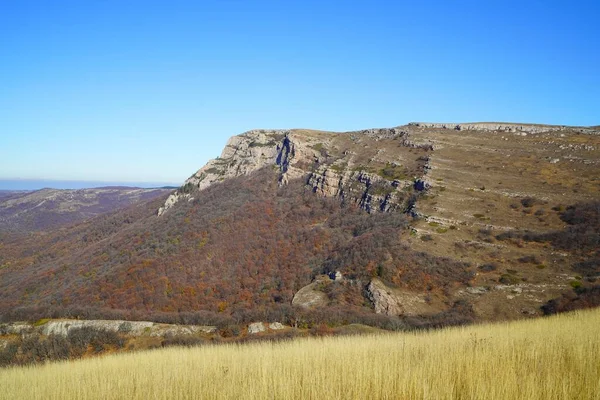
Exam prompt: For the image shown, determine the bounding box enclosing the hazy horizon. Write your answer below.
[0,179,179,191]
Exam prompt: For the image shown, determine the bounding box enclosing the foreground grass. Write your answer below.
[1,309,599,400]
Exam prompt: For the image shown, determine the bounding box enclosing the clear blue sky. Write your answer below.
[1,0,598,185]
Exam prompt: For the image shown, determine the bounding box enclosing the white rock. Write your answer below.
[466,286,487,295]
[248,322,266,334]
[268,322,284,330]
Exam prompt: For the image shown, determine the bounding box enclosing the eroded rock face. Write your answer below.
[367,279,404,316]
[0,323,34,335]
[159,130,287,215]
[158,127,433,215]
[38,320,216,336]
[367,278,437,317]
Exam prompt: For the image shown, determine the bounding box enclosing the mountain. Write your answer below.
[0,187,171,233]
[0,122,598,328]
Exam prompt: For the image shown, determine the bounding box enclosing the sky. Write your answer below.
[1,0,598,187]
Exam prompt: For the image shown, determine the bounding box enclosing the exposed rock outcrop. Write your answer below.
[248,322,266,334]
[268,322,284,330]
[159,121,597,216]
[159,130,287,215]
[367,278,437,317]
[292,278,329,309]
[38,319,216,336]
[409,122,600,135]
[158,127,434,215]
[0,323,34,335]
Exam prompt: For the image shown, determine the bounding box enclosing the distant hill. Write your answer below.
[0,187,171,232]
[0,122,598,328]
[0,190,31,201]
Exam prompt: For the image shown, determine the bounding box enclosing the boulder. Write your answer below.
[248,322,266,334]
[268,322,284,330]
[292,280,329,309]
[367,278,439,317]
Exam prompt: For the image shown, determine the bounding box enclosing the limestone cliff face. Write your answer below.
[159,121,597,217]
[159,130,288,215]
[158,127,433,215]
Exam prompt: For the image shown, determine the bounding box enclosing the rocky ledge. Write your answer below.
[158,127,433,216]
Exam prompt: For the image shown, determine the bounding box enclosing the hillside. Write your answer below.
[0,187,171,233]
[1,308,599,399]
[0,122,598,327]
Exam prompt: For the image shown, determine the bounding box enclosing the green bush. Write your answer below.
[499,274,520,285]
[570,281,583,290]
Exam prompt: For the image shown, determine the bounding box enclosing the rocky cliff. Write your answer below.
[158,127,433,215]
[1,121,598,326]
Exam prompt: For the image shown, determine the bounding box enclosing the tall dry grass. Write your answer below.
[1,308,599,399]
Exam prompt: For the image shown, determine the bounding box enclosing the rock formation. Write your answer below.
[248,322,266,334]
[158,127,433,215]
[367,279,437,317]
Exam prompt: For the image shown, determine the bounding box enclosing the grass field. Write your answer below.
[1,309,599,400]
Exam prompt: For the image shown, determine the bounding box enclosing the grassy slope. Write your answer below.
[1,308,599,400]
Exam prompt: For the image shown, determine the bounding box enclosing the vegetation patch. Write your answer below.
[570,281,583,290]
[33,318,51,327]
[499,274,520,285]
[377,163,407,181]
[478,263,497,272]
[179,182,195,194]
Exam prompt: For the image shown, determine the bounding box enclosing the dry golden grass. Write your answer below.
[2,309,600,399]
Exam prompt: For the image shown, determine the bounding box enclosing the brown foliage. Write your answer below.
[0,168,474,326]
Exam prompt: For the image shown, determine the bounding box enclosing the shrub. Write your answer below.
[518,255,540,264]
[0,343,18,367]
[220,325,242,338]
[541,286,600,315]
[478,264,497,272]
[162,335,208,348]
[67,327,124,354]
[521,197,537,208]
[499,274,520,285]
[570,281,582,290]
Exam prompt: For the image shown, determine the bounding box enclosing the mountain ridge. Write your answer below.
[0,121,598,328]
